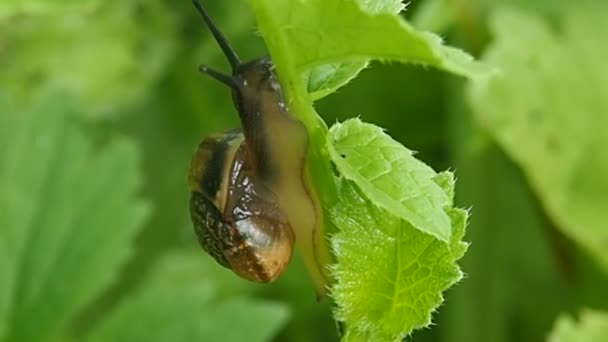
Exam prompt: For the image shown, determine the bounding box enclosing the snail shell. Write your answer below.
[189,131,294,282]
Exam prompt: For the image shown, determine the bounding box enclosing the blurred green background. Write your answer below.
[1,0,607,341]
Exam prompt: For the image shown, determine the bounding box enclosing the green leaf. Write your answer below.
[327,120,467,340]
[250,0,492,101]
[468,8,608,271]
[329,119,454,242]
[330,178,467,341]
[85,251,289,342]
[549,310,608,342]
[0,99,149,341]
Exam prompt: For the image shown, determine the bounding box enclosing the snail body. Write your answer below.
[189,0,324,286]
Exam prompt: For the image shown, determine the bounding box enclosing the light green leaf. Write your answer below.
[0,0,175,119]
[330,178,468,341]
[250,0,492,102]
[85,251,289,342]
[0,99,149,341]
[329,118,453,242]
[468,8,608,271]
[549,310,608,342]
[286,0,491,100]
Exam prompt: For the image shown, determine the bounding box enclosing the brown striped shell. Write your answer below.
[188,131,294,282]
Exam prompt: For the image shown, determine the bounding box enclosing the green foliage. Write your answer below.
[85,251,289,342]
[0,0,175,118]
[2,0,608,341]
[468,7,608,271]
[0,100,149,341]
[0,98,288,341]
[549,310,608,342]
[250,0,491,102]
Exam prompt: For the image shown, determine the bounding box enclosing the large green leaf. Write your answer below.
[246,0,491,127]
[0,99,149,341]
[249,0,491,101]
[468,7,608,271]
[85,251,289,342]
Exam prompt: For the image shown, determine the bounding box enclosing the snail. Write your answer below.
[188,0,328,289]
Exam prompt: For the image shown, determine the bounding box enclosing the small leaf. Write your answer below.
[549,310,608,342]
[85,251,289,342]
[0,99,149,341]
[330,179,467,340]
[305,60,369,101]
[303,0,404,99]
[329,119,453,242]
[468,7,608,271]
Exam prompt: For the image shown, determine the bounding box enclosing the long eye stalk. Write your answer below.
[198,65,238,89]
[192,0,242,71]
